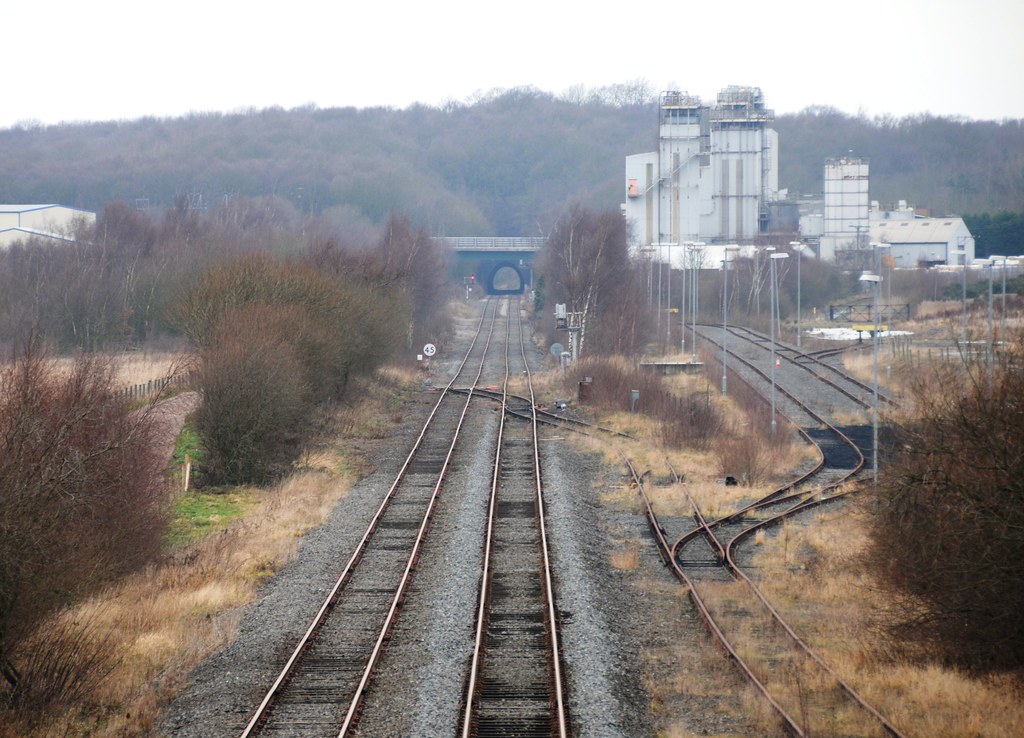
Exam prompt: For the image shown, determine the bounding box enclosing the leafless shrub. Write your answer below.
[0,342,166,696]
[197,309,310,485]
[179,253,409,485]
[567,357,725,450]
[864,332,1024,669]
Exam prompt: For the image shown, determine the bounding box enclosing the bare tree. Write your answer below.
[538,205,632,359]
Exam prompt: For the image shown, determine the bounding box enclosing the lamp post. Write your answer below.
[722,246,738,396]
[789,241,803,348]
[951,247,967,367]
[681,241,693,355]
[874,243,890,326]
[655,242,663,339]
[690,242,705,363]
[985,256,1006,385]
[998,255,1008,339]
[859,272,881,485]
[652,243,678,351]
[680,249,686,355]
[667,241,673,349]
[769,251,789,437]
[762,246,775,317]
[989,255,1006,364]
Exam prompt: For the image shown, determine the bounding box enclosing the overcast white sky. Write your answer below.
[4,0,1022,129]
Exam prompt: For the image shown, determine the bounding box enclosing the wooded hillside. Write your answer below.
[2,88,1021,236]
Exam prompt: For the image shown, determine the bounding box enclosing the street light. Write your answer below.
[769,251,789,437]
[998,255,1008,339]
[951,247,967,366]
[874,243,890,325]
[722,246,739,396]
[690,242,705,362]
[986,256,1007,385]
[667,241,673,348]
[859,272,881,485]
[789,241,803,348]
[681,241,694,355]
[654,241,663,339]
[652,243,678,351]
[989,255,1006,363]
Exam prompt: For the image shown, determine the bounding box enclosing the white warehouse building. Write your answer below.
[623,86,778,265]
[0,204,95,247]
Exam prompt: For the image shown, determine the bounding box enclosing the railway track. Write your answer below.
[720,324,897,411]
[461,298,568,738]
[240,300,502,736]
[239,297,569,737]
[640,326,906,737]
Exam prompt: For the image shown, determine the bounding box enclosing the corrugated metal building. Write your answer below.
[0,204,95,247]
[870,216,975,267]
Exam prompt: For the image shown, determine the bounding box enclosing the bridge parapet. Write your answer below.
[440,237,545,252]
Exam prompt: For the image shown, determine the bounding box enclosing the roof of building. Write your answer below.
[0,204,95,216]
[870,217,967,245]
[0,203,60,212]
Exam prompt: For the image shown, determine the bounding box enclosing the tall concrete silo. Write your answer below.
[702,86,774,243]
[819,156,870,265]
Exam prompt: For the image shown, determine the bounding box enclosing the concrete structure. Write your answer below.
[443,236,543,295]
[818,157,870,265]
[623,87,777,263]
[0,204,95,247]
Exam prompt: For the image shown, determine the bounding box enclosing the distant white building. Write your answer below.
[818,157,870,265]
[804,163,975,268]
[0,204,95,247]
[623,86,778,263]
[870,212,975,268]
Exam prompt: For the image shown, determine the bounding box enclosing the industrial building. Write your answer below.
[801,162,975,269]
[0,204,95,247]
[869,202,975,267]
[622,87,778,265]
[817,157,870,265]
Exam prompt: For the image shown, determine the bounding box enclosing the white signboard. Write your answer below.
[423,343,436,357]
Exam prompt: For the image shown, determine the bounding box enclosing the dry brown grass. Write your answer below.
[47,350,193,388]
[609,545,641,571]
[743,503,1024,737]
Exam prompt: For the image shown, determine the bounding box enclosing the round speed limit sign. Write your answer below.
[423,343,436,357]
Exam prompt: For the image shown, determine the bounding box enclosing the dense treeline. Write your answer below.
[2,88,1021,238]
[963,210,1024,257]
[0,196,314,351]
[773,107,1024,215]
[0,196,450,356]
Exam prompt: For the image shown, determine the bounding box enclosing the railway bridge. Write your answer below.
[441,237,544,296]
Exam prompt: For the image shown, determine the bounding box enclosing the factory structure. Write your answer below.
[803,157,976,269]
[624,89,974,270]
[622,87,778,265]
